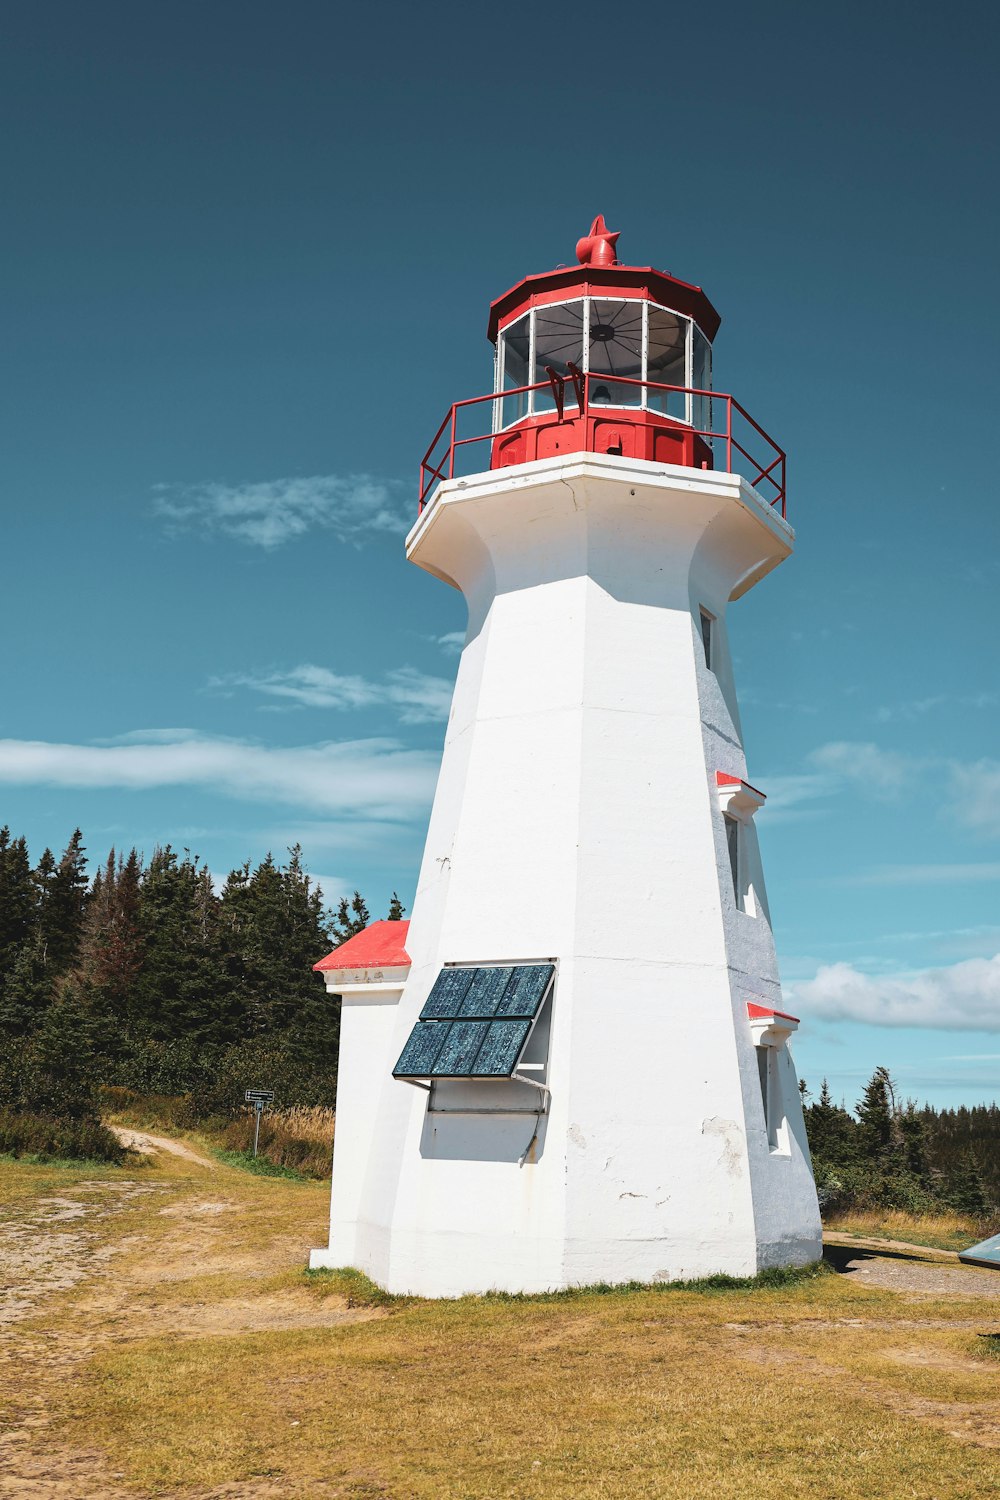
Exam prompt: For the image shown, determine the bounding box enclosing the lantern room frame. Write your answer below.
[495,294,713,432]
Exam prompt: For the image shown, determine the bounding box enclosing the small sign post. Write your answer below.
[244,1088,275,1158]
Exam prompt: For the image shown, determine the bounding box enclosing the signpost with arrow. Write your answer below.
[244,1088,275,1158]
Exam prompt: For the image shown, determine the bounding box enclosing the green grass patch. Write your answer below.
[212,1147,310,1180]
[304,1265,413,1309]
[302,1258,831,1311]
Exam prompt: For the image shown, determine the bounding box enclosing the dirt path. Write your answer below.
[108,1124,218,1167]
[824,1234,1000,1297]
[0,1150,373,1498]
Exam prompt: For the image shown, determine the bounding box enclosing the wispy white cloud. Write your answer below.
[758,742,918,821]
[435,631,466,656]
[209,663,452,724]
[153,473,409,549]
[0,733,438,819]
[807,740,914,796]
[790,954,1000,1031]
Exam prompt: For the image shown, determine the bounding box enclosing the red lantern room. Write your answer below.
[419,218,785,517]
[488,215,718,472]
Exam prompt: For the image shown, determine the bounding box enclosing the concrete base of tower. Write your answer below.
[308,1229,822,1298]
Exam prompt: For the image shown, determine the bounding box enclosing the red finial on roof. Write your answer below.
[576,214,620,267]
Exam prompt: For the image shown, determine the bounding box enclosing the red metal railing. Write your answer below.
[418,371,787,518]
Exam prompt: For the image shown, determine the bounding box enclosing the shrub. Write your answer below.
[0,1108,125,1164]
[812,1158,945,1218]
[100,1086,205,1132]
[187,1036,336,1119]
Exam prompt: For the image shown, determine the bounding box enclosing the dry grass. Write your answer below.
[218,1104,335,1177]
[5,1145,1000,1499]
[824,1208,985,1253]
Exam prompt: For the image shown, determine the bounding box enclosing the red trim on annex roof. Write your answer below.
[313,920,411,972]
[747,1002,800,1024]
[487,264,722,345]
[716,771,767,801]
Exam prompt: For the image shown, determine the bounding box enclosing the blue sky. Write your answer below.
[1,1,998,1107]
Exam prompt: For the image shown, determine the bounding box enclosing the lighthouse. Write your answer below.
[310,219,822,1295]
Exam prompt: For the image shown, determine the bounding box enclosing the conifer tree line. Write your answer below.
[0,825,402,1136]
[804,1067,998,1222]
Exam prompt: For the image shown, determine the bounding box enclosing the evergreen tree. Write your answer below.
[946,1150,992,1220]
[133,847,232,1049]
[897,1099,932,1183]
[223,847,333,1046]
[0,828,34,991]
[804,1078,858,1168]
[75,849,145,1056]
[38,830,89,971]
[0,933,53,1037]
[330,890,371,944]
[17,977,103,1121]
[856,1066,906,1168]
[386,891,406,921]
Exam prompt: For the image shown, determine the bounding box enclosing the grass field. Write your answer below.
[2,1139,999,1498]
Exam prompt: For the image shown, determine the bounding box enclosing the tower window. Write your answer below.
[755,1043,785,1151]
[756,1044,769,1119]
[725,815,739,900]
[699,608,714,668]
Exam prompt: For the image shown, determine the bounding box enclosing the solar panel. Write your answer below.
[454,965,515,1018]
[393,1019,451,1078]
[470,1018,532,1076]
[421,967,475,1018]
[495,964,552,1018]
[394,964,554,1080]
[432,1019,492,1076]
[958,1233,1000,1271]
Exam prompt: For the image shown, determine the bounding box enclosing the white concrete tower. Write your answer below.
[311,218,822,1295]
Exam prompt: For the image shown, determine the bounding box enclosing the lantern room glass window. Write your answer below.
[647,305,687,421]
[501,313,530,426]
[588,299,643,407]
[496,297,712,428]
[533,300,585,413]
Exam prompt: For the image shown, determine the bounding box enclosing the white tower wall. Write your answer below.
[312,452,821,1295]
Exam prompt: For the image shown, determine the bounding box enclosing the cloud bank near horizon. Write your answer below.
[790,953,1000,1032]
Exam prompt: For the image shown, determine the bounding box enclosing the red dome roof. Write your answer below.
[487,219,721,344]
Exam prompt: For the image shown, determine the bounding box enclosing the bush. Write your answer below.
[0,1108,125,1164]
[100,1086,205,1132]
[187,1036,336,1119]
[812,1159,943,1218]
[107,1039,219,1097]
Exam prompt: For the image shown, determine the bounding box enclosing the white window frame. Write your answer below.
[716,778,766,918]
[494,297,712,432]
[755,1043,787,1152]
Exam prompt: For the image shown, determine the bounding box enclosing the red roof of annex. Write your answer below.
[313,920,411,972]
